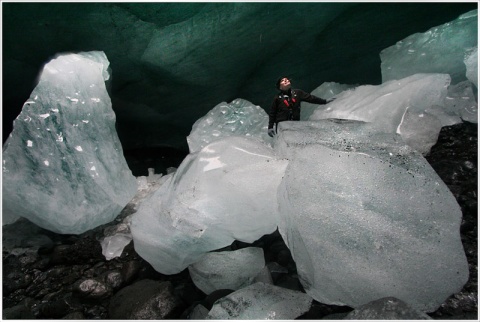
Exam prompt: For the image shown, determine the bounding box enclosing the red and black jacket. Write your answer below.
[268,88,327,129]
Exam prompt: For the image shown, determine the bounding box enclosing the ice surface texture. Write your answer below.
[2,51,137,234]
[464,46,478,88]
[309,73,469,155]
[274,120,469,312]
[380,10,478,84]
[188,247,265,294]
[131,137,288,274]
[187,98,272,153]
[206,282,312,319]
[301,82,357,120]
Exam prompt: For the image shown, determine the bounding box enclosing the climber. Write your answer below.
[268,77,333,137]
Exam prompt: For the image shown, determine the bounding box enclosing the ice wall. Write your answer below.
[380,9,478,84]
[2,51,137,234]
[274,120,469,312]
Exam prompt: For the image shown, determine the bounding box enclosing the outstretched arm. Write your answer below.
[297,89,327,105]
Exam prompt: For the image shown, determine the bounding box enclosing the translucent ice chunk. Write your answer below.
[344,297,433,320]
[2,51,137,234]
[101,233,132,260]
[274,120,469,312]
[187,98,271,153]
[131,137,288,274]
[380,10,478,84]
[301,81,358,120]
[206,282,312,320]
[188,247,266,294]
[309,73,455,154]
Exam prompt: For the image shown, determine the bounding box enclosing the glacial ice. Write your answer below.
[130,137,288,274]
[464,46,478,88]
[101,233,132,260]
[100,169,171,260]
[187,98,272,153]
[188,247,266,294]
[206,282,312,319]
[274,120,469,312]
[301,81,358,120]
[380,9,478,84]
[2,51,137,234]
[443,81,478,123]
[343,297,433,320]
[309,73,459,155]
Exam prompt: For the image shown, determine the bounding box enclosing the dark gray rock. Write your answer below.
[121,259,142,283]
[201,289,235,310]
[73,278,113,301]
[108,279,185,319]
[188,304,209,319]
[2,298,37,319]
[62,311,85,319]
[39,298,72,319]
[104,270,124,290]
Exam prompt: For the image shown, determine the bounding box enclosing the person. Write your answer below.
[268,77,333,137]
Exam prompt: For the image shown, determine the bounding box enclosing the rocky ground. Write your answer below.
[2,122,477,319]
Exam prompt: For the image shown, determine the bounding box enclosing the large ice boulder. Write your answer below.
[186,98,272,153]
[188,247,266,294]
[2,51,137,234]
[309,73,462,155]
[206,282,312,320]
[380,9,478,84]
[131,136,288,274]
[301,81,358,120]
[274,120,469,312]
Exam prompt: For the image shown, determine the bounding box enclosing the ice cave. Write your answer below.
[2,2,478,320]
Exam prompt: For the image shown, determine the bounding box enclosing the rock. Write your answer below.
[104,270,124,290]
[201,289,235,310]
[50,237,103,265]
[296,300,353,320]
[108,279,185,319]
[120,260,142,283]
[2,218,55,254]
[174,282,206,307]
[266,262,289,283]
[189,304,210,319]
[39,298,72,319]
[73,278,113,301]
[2,298,37,319]
[343,297,433,320]
[3,270,33,297]
[62,311,85,319]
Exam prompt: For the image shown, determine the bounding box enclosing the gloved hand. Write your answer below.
[327,97,336,103]
[268,128,276,137]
